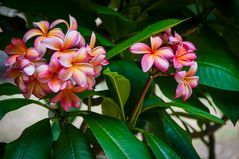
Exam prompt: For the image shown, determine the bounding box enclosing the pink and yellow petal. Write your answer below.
[150,36,162,51]
[130,43,151,54]
[154,56,170,72]
[42,37,62,51]
[62,30,79,50]
[23,29,43,42]
[33,21,49,35]
[154,47,174,59]
[141,54,154,72]
[58,67,74,81]
[72,68,87,87]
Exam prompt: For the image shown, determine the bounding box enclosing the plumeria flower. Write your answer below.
[23,20,65,53]
[58,48,94,87]
[51,81,87,111]
[174,62,199,101]
[87,32,109,76]
[130,36,174,72]
[5,38,41,66]
[165,30,196,52]
[36,62,66,93]
[173,44,197,69]
[42,30,80,59]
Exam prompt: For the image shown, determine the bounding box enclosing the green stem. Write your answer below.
[128,76,153,127]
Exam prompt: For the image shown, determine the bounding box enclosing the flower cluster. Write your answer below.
[130,28,199,101]
[4,16,108,111]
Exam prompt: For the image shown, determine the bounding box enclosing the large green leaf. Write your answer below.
[162,113,200,159]
[83,114,153,159]
[3,119,52,159]
[107,18,187,59]
[53,123,94,159]
[144,132,180,159]
[0,98,44,120]
[0,83,20,95]
[142,95,224,124]
[102,98,121,119]
[207,87,239,125]
[197,52,239,91]
[104,68,130,119]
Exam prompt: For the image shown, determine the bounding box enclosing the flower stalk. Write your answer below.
[128,75,153,127]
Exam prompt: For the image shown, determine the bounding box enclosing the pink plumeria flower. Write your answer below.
[174,62,199,101]
[23,20,65,53]
[36,62,66,93]
[173,44,197,69]
[58,48,94,87]
[130,36,174,72]
[42,30,80,59]
[87,32,109,77]
[51,81,87,111]
[167,30,196,51]
[5,38,41,66]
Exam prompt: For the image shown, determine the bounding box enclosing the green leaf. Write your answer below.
[102,98,121,119]
[53,123,94,159]
[142,95,224,124]
[0,98,44,120]
[162,113,200,159]
[83,114,153,159]
[197,52,239,91]
[207,87,239,125]
[144,132,180,159]
[78,26,114,47]
[0,83,21,96]
[104,68,130,119]
[107,60,152,116]
[3,119,52,159]
[107,18,188,59]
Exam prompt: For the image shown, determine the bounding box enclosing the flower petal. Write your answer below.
[58,68,73,81]
[90,32,96,49]
[182,41,196,51]
[59,53,75,67]
[23,64,35,76]
[42,37,62,50]
[50,19,68,29]
[33,21,49,35]
[174,71,187,83]
[150,36,162,51]
[187,62,198,76]
[26,48,40,60]
[154,47,174,59]
[61,96,72,111]
[154,56,169,72]
[182,83,192,101]
[48,77,62,92]
[175,83,184,99]
[33,81,46,98]
[91,46,106,56]
[5,55,19,66]
[48,28,65,40]
[72,68,87,87]
[130,43,151,54]
[34,36,46,55]
[36,64,52,82]
[75,47,89,62]
[5,38,27,55]
[76,63,94,76]
[51,91,63,103]
[69,15,78,30]
[174,31,182,42]
[62,30,79,49]
[186,76,199,88]
[23,29,43,42]
[141,54,154,72]
[86,76,96,90]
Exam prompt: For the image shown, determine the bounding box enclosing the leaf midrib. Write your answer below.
[89,118,129,159]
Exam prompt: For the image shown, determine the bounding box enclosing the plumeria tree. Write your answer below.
[0,0,238,159]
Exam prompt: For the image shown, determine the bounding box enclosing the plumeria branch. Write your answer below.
[128,75,153,127]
